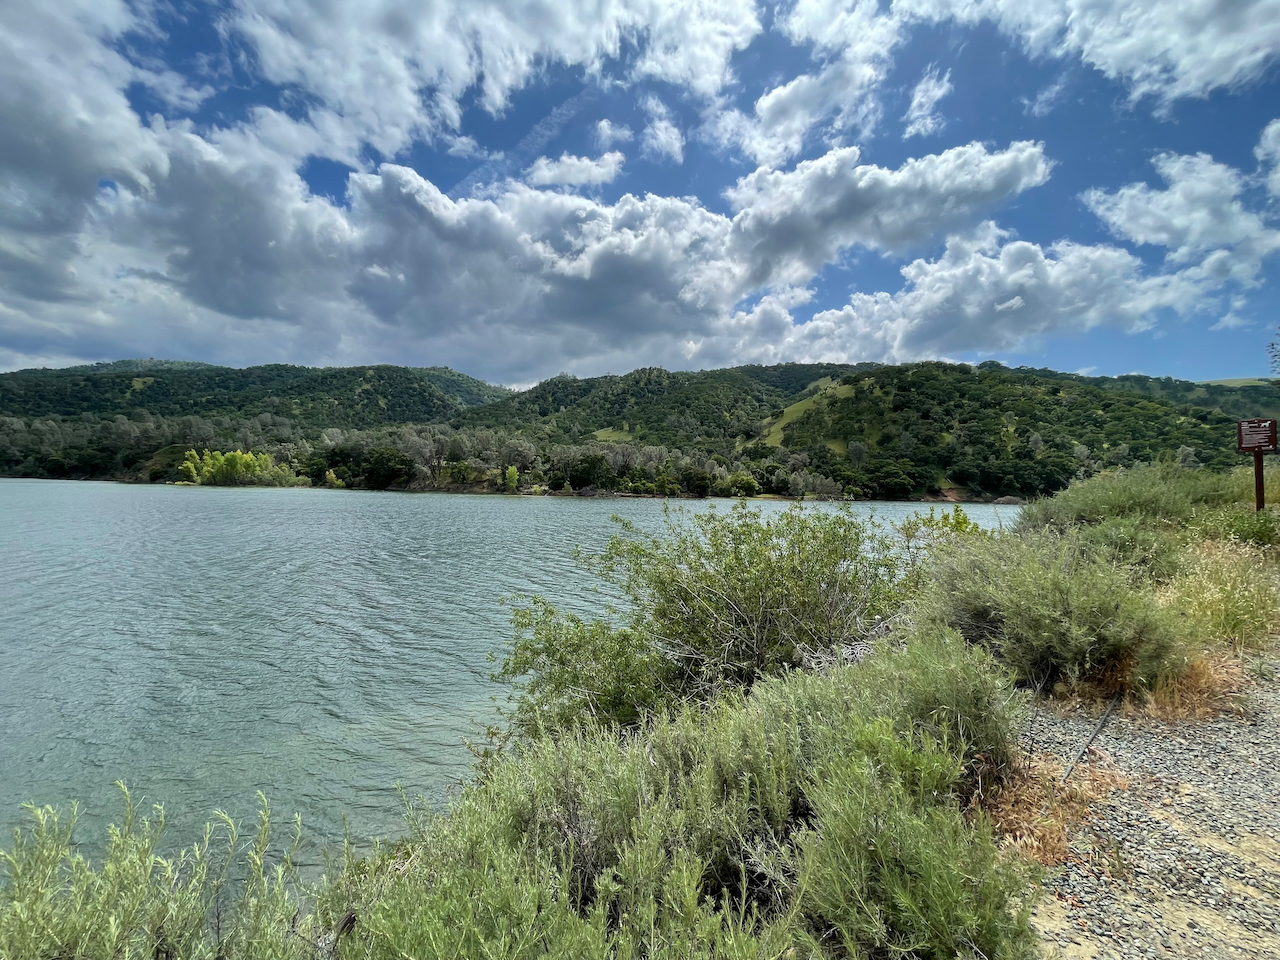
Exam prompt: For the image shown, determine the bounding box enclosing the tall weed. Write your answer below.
[1158,540,1280,651]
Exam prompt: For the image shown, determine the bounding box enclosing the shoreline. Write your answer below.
[0,474,1027,505]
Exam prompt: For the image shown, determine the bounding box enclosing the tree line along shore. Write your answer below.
[2,462,1278,959]
[3,358,1277,500]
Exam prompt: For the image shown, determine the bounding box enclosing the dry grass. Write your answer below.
[1156,539,1280,652]
[1141,652,1249,720]
[982,754,1128,866]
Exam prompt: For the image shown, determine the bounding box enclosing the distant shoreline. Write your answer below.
[1,475,1027,506]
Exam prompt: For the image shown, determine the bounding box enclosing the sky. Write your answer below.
[2,0,1279,385]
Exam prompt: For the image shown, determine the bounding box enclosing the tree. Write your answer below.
[504,465,519,492]
[364,447,414,489]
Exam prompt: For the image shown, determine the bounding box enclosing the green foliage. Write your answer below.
[504,464,519,492]
[0,787,315,960]
[781,363,1253,499]
[1187,506,1280,546]
[4,360,1272,501]
[336,649,1033,960]
[1,363,506,425]
[497,504,909,739]
[1072,515,1186,582]
[595,504,905,694]
[360,447,414,489]
[497,599,676,739]
[179,449,308,487]
[852,625,1025,785]
[917,530,1178,693]
[1017,463,1278,528]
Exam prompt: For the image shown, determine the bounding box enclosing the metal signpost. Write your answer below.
[1237,418,1278,511]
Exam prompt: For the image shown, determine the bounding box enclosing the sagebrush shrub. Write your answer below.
[917,530,1177,693]
[1017,463,1272,529]
[336,649,1034,960]
[0,789,312,960]
[497,503,908,736]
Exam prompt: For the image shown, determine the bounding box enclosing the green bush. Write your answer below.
[1016,463,1275,529]
[594,503,905,694]
[917,530,1178,693]
[1024,463,1280,527]
[497,503,907,736]
[495,598,677,741]
[1072,515,1185,581]
[334,645,1034,960]
[178,448,308,487]
[855,626,1025,787]
[0,788,313,960]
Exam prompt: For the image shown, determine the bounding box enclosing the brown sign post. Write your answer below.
[1237,418,1278,511]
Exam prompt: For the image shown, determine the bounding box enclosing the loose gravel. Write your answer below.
[1023,660,1280,960]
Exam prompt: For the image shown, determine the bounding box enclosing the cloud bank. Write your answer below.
[1,0,1278,378]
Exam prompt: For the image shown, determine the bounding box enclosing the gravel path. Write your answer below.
[1023,662,1280,960]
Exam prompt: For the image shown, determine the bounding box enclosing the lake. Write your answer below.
[0,479,1017,856]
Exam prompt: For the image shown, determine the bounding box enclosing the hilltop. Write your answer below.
[0,358,1275,498]
[1,361,510,426]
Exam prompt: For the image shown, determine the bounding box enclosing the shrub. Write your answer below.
[495,598,677,741]
[855,626,1025,790]
[497,503,908,736]
[0,789,313,960]
[1072,515,1185,582]
[178,449,308,487]
[795,761,1034,960]
[594,503,905,695]
[1017,463,1250,529]
[917,530,1177,694]
[335,650,1035,960]
[1187,506,1280,547]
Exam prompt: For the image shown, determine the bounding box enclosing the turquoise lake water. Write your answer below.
[0,479,1017,857]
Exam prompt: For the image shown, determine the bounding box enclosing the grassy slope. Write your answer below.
[760,379,854,447]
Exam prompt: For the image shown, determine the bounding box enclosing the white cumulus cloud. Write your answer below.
[900,0,1280,105]
[1257,119,1280,197]
[526,152,626,187]
[1084,151,1280,267]
[595,119,634,148]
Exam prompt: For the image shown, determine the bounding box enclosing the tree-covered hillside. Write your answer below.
[0,363,509,426]
[1019,365,1280,421]
[0,357,1273,499]
[451,363,876,447]
[776,362,1249,498]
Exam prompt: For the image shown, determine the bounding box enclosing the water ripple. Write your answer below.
[0,480,1015,854]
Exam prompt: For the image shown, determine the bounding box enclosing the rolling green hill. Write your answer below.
[0,357,1275,499]
[768,362,1255,498]
[0,362,509,427]
[450,363,879,446]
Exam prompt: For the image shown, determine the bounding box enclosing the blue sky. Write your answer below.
[2,0,1279,384]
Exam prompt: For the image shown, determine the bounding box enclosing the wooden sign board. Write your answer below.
[1238,419,1278,453]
